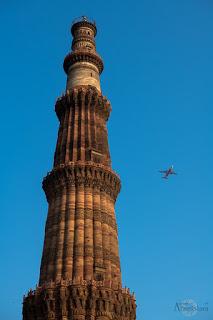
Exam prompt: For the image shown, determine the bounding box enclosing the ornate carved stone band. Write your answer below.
[43,163,121,202]
[64,51,104,75]
[23,281,136,320]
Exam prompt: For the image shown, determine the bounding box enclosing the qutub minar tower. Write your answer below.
[23,17,137,320]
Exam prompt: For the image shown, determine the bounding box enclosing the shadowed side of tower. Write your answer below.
[23,16,136,320]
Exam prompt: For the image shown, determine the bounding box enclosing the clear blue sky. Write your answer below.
[0,0,212,319]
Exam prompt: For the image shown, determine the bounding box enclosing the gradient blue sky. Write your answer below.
[0,0,213,319]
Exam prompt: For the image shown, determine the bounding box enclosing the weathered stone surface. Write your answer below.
[23,17,137,320]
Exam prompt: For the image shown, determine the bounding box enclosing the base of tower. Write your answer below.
[23,279,136,320]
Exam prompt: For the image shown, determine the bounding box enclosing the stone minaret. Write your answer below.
[23,17,136,320]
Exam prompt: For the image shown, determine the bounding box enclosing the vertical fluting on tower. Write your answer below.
[23,16,136,320]
[84,184,94,280]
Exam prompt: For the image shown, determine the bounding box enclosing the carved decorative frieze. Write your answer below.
[43,163,121,202]
[64,51,104,75]
[23,282,136,320]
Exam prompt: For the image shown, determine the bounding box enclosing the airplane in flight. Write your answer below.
[159,165,177,179]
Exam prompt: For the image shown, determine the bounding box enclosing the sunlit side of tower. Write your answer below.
[23,17,136,320]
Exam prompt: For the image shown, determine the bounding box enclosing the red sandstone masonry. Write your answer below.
[23,17,136,320]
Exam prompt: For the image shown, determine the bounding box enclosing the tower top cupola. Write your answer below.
[71,16,97,37]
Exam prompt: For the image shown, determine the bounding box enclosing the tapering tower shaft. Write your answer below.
[39,93,121,285]
[23,17,136,320]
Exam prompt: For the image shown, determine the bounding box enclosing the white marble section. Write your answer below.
[66,62,101,92]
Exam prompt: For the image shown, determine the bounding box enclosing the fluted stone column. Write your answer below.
[100,190,111,282]
[47,191,62,281]
[63,184,75,279]
[73,185,85,280]
[84,185,94,280]
[54,187,67,281]
[93,186,104,278]
[39,198,55,284]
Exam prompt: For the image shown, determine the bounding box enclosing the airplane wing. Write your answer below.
[159,170,167,173]
[171,171,177,175]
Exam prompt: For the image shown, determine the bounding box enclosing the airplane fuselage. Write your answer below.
[159,166,177,179]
